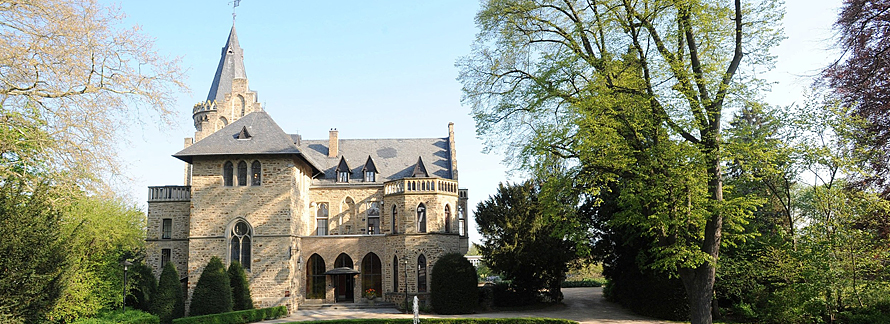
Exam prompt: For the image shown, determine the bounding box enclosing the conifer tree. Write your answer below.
[188,257,232,316]
[151,262,184,324]
[227,261,254,311]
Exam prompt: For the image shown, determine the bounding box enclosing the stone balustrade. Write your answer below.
[148,186,191,202]
[384,178,458,196]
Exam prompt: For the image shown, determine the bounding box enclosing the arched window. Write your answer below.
[417,254,427,292]
[444,204,451,233]
[361,253,382,298]
[229,220,252,270]
[251,161,261,186]
[237,161,247,186]
[306,254,325,299]
[223,161,234,186]
[416,203,426,233]
[391,205,399,234]
[392,255,399,292]
[367,202,380,234]
[316,203,328,236]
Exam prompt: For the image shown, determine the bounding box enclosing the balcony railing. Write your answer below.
[384,178,458,196]
[148,186,191,202]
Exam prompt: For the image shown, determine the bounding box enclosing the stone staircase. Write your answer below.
[299,300,398,310]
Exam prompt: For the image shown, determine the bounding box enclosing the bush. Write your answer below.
[188,256,232,316]
[128,261,158,312]
[70,309,160,324]
[152,262,184,324]
[430,253,478,314]
[227,261,254,311]
[172,306,287,324]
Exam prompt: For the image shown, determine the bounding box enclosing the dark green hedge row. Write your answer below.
[560,279,605,288]
[172,306,287,324]
[279,318,577,324]
[70,309,159,324]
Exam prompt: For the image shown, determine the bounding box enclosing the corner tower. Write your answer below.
[192,25,262,142]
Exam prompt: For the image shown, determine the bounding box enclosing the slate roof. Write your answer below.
[300,137,453,184]
[206,25,248,103]
[174,111,321,175]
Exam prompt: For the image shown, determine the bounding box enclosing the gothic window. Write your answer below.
[162,218,172,239]
[391,205,399,234]
[229,220,252,270]
[367,202,380,234]
[444,205,451,233]
[237,161,247,186]
[417,254,427,292]
[316,203,328,236]
[306,254,325,299]
[392,255,399,292]
[251,160,261,186]
[364,171,375,182]
[224,161,234,186]
[161,249,171,268]
[416,203,426,233]
[361,253,382,298]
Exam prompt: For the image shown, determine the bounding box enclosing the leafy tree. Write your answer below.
[0,180,66,323]
[430,253,478,314]
[189,257,232,316]
[227,261,254,311]
[475,181,576,304]
[127,261,158,313]
[0,0,187,190]
[459,1,782,322]
[151,262,184,324]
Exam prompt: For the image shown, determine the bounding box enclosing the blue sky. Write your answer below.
[110,0,842,245]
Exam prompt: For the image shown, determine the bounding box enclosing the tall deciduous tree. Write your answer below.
[459,1,782,322]
[476,181,576,303]
[0,0,187,190]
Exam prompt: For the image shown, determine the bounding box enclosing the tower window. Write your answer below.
[223,161,234,186]
[251,161,261,186]
[162,218,172,239]
[229,220,252,270]
[237,161,247,186]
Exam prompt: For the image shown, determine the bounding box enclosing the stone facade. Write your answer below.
[144,25,469,314]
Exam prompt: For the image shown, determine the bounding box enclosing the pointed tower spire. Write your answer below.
[206,25,248,103]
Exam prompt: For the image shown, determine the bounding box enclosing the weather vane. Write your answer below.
[228,0,241,23]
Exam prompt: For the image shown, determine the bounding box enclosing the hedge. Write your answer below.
[172,306,287,324]
[278,319,577,324]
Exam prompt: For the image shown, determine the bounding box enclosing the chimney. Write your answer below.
[328,128,339,157]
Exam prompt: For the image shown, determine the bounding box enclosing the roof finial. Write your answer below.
[229,0,241,24]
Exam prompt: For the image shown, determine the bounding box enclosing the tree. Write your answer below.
[459,1,782,322]
[430,253,478,314]
[227,261,254,311]
[0,0,187,190]
[189,257,232,316]
[0,180,66,323]
[152,262,184,324]
[475,181,576,303]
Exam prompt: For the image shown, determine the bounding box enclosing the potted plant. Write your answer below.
[364,288,377,305]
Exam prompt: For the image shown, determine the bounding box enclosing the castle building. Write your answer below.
[144,25,469,311]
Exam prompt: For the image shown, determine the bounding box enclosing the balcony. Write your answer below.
[384,178,458,196]
[148,186,191,202]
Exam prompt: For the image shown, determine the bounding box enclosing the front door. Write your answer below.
[334,275,354,302]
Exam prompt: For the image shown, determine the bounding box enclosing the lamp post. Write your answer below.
[120,260,132,311]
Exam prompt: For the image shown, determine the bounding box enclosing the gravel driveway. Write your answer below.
[261,287,676,324]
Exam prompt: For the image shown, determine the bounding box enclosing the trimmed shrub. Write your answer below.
[430,253,478,314]
[227,261,254,311]
[128,261,158,312]
[152,262,184,324]
[172,306,287,324]
[189,256,232,316]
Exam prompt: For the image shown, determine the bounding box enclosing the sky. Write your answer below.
[108,0,843,245]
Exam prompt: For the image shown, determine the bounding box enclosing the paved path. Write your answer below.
[260,287,677,324]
